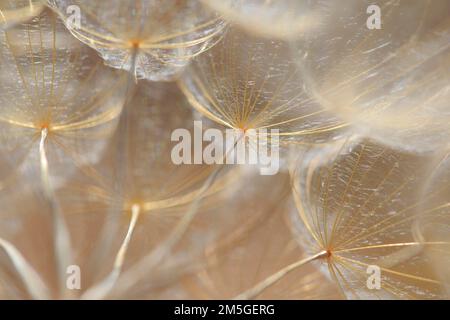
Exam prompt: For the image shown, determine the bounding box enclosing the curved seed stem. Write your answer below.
[112,164,226,297]
[111,133,246,297]
[0,10,5,24]
[233,251,327,300]
[81,204,141,300]
[39,128,50,194]
[83,46,138,279]
[0,238,49,299]
[115,204,141,269]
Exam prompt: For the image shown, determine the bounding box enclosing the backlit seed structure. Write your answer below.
[0,0,448,300]
[48,0,227,81]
